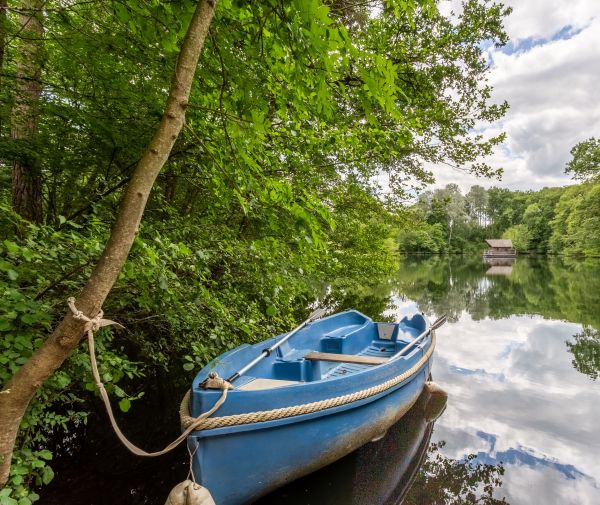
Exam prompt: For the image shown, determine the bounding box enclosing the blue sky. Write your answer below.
[429,0,600,192]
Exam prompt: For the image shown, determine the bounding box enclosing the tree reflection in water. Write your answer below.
[403,442,507,505]
[394,255,600,379]
[567,326,600,380]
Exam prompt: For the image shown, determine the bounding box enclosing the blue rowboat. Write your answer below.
[185,309,437,505]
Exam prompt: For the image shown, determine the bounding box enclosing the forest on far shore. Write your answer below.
[399,139,600,257]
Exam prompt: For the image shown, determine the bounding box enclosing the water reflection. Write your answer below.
[261,384,496,505]
[402,441,507,505]
[388,256,600,505]
[392,256,600,331]
[313,256,600,504]
[259,381,511,505]
[257,388,443,505]
[485,257,515,276]
[567,326,600,380]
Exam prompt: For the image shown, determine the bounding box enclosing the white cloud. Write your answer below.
[501,464,600,505]
[430,1,600,192]
[412,314,600,500]
[501,0,598,42]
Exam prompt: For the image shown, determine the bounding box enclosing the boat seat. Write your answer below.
[304,351,388,366]
[238,378,302,391]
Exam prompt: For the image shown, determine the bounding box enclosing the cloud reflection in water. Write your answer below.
[389,304,600,503]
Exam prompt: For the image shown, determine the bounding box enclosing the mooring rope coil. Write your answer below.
[180,331,436,430]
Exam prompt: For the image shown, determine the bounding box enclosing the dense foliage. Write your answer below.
[0,0,511,502]
[399,160,600,257]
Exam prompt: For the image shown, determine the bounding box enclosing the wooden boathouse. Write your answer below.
[483,239,516,258]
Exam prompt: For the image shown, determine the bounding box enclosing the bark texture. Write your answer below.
[0,0,7,80]
[11,0,44,223]
[0,0,218,487]
[0,0,7,136]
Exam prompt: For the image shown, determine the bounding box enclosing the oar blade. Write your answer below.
[308,307,327,322]
[430,313,448,331]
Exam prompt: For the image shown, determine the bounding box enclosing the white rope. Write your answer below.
[67,298,230,457]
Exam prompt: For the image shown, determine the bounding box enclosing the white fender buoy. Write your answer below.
[164,480,217,505]
[423,381,448,422]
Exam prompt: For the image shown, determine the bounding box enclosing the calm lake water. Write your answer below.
[260,255,600,505]
[42,255,600,504]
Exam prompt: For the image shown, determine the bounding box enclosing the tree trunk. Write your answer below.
[0,0,7,136]
[10,0,44,224]
[0,0,218,487]
[0,0,6,69]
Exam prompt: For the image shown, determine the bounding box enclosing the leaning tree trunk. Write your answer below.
[11,0,44,224]
[0,0,218,487]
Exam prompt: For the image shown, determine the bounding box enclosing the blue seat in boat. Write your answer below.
[273,348,315,382]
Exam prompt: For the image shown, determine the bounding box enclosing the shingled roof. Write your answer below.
[485,239,513,248]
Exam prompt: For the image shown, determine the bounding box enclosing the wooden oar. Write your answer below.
[387,314,447,363]
[227,307,328,383]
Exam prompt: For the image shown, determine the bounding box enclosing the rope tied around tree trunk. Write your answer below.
[66,297,231,458]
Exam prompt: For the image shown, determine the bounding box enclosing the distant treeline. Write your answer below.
[399,138,600,257]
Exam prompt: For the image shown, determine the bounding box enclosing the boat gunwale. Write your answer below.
[188,357,432,438]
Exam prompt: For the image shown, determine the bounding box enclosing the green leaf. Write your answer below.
[37,449,53,460]
[183,362,194,371]
[118,398,131,413]
[12,465,29,475]
[266,305,276,317]
[113,385,126,398]
[3,240,20,255]
[41,466,55,485]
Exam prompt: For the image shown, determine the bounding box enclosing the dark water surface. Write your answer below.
[42,256,600,504]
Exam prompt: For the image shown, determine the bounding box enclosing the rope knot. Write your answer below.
[201,371,234,391]
[67,297,86,321]
[67,297,124,335]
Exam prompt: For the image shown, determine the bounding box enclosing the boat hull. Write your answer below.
[259,381,447,505]
[188,363,431,505]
